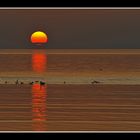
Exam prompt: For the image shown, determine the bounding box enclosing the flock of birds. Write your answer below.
[2,80,100,85]
[3,80,46,86]
[2,80,100,86]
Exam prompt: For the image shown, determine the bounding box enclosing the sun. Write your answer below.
[31,31,48,44]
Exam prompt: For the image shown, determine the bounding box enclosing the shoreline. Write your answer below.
[0,76,139,85]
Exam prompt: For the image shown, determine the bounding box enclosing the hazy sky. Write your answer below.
[0,9,140,49]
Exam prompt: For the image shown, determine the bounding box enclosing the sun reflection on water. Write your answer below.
[31,51,47,131]
[32,84,47,131]
[32,52,47,73]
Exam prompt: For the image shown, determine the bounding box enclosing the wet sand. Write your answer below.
[0,84,140,131]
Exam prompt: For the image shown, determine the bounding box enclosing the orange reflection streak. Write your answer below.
[32,84,47,131]
[31,51,48,131]
[32,53,47,73]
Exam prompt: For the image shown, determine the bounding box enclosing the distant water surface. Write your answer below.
[0,49,139,77]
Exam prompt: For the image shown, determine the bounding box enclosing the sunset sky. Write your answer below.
[0,9,140,49]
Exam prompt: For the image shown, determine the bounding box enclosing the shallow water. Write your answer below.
[0,50,140,84]
[0,84,140,131]
[0,49,140,131]
[0,51,140,75]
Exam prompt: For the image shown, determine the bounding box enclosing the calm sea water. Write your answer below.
[0,51,139,84]
[0,53,140,74]
[0,50,139,131]
[0,84,140,131]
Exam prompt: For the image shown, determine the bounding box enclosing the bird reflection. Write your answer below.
[31,50,47,131]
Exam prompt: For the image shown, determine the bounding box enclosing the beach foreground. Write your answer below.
[0,84,140,131]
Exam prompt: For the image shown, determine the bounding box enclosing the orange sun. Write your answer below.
[31,31,48,44]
